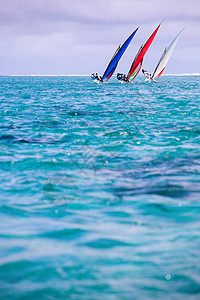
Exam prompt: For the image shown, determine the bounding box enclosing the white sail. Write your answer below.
[152,28,184,79]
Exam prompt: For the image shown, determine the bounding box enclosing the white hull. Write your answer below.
[118,79,133,84]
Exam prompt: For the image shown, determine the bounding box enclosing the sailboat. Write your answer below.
[117,21,162,83]
[143,28,184,82]
[92,27,139,83]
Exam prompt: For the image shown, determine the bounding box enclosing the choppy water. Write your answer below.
[0,75,200,299]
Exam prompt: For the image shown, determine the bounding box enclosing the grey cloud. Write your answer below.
[1,0,200,27]
[0,0,199,75]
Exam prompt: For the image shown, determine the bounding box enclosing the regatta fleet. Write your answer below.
[91,21,184,83]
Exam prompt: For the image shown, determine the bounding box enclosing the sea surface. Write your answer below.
[0,75,200,299]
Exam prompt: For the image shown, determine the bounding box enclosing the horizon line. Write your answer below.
[0,73,200,77]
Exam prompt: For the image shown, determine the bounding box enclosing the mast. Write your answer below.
[127,21,163,80]
[101,27,139,81]
[101,45,121,80]
[127,45,143,79]
[152,48,167,79]
[152,28,184,80]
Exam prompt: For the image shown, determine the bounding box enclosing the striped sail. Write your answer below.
[152,28,184,80]
[127,22,162,80]
[101,27,139,81]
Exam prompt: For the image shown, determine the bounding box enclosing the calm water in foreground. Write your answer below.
[0,75,200,299]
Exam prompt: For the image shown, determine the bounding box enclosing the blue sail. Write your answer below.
[101,27,139,81]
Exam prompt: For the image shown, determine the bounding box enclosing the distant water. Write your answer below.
[0,75,200,299]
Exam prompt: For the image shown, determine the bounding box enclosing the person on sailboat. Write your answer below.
[124,74,129,82]
[117,73,123,80]
[122,74,128,82]
[94,73,100,80]
[142,69,152,82]
[142,69,158,82]
[91,73,101,81]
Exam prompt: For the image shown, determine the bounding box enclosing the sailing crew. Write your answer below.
[122,74,128,82]
[142,69,152,82]
[91,73,100,81]
[117,73,130,82]
[123,74,128,82]
[94,73,100,80]
[117,73,123,80]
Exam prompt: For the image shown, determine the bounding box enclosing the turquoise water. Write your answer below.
[0,75,200,299]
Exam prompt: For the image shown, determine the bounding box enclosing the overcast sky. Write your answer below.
[0,0,199,75]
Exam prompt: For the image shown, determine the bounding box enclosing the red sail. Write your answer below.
[128,23,161,80]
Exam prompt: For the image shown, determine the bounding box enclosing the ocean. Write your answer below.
[0,75,200,299]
